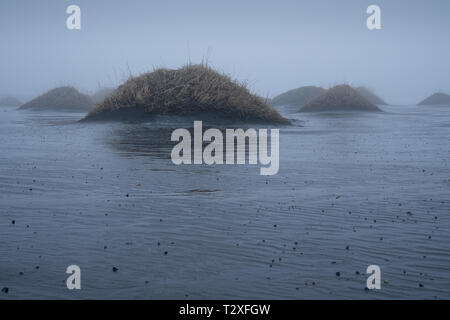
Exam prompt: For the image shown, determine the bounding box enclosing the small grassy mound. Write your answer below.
[0,95,22,106]
[20,86,94,112]
[356,87,388,105]
[418,92,450,105]
[300,85,382,112]
[84,64,289,124]
[270,86,325,107]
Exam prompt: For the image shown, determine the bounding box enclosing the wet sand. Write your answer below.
[1,104,449,299]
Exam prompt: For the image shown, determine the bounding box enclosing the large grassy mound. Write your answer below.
[20,86,94,112]
[356,87,388,105]
[300,85,382,112]
[0,95,22,106]
[270,86,325,107]
[84,64,288,124]
[418,92,450,105]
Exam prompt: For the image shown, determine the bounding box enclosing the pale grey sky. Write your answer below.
[1,0,449,104]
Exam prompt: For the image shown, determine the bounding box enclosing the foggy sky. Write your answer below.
[1,0,449,104]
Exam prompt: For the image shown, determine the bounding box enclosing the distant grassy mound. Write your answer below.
[270,86,325,107]
[300,85,382,112]
[91,87,115,103]
[418,92,450,105]
[356,87,388,105]
[0,95,22,106]
[84,64,288,124]
[20,86,94,112]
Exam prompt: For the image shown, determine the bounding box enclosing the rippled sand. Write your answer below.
[1,104,449,299]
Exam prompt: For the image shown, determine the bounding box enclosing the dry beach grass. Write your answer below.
[300,85,382,112]
[418,92,450,106]
[20,86,94,112]
[270,86,326,107]
[84,64,289,124]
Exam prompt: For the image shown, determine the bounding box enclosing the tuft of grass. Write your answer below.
[417,92,450,106]
[300,85,382,112]
[270,86,326,107]
[20,86,94,112]
[84,64,289,124]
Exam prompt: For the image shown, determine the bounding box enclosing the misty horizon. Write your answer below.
[1,0,449,105]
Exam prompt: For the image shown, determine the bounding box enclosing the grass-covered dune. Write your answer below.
[0,95,22,106]
[84,64,289,124]
[270,86,325,107]
[418,92,450,105]
[300,85,382,112]
[355,87,388,105]
[20,86,94,112]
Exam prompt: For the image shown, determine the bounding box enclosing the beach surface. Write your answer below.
[1,104,449,299]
